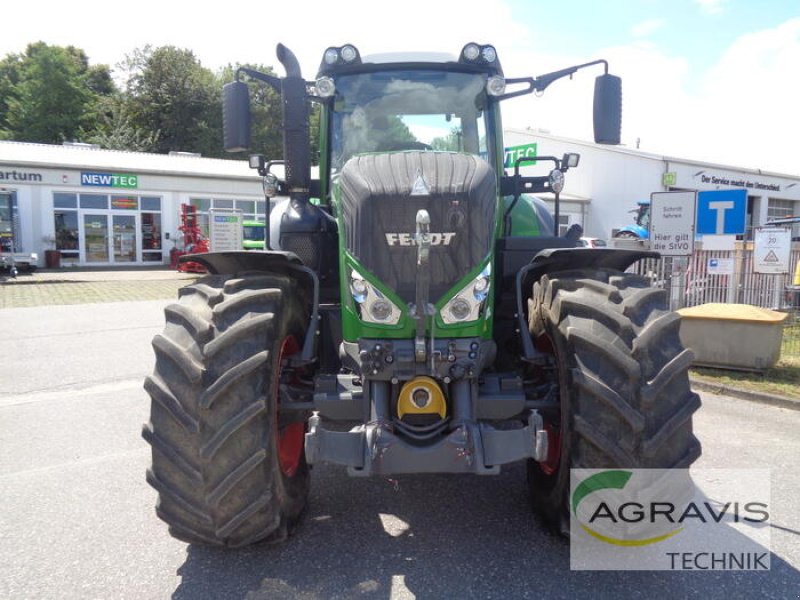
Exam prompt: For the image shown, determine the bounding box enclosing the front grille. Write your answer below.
[338,152,496,302]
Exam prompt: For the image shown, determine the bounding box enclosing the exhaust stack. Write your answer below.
[276,43,311,209]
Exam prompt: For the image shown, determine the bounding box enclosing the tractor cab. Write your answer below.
[615,199,651,239]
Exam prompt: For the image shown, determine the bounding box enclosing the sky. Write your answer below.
[2,0,799,175]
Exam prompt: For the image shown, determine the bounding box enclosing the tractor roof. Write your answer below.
[317,43,503,77]
[361,51,458,65]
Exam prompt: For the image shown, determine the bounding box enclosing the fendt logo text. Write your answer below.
[385,233,456,246]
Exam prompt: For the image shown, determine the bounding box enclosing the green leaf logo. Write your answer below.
[572,470,683,547]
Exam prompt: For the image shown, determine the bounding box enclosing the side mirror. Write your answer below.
[248,154,265,171]
[593,74,622,145]
[223,80,252,152]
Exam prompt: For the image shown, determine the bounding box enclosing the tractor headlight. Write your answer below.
[460,43,500,66]
[486,75,506,97]
[462,43,481,61]
[340,45,358,63]
[350,269,401,325]
[324,48,340,65]
[481,45,497,64]
[473,272,490,300]
[447,297,473,322]
[321,45,361,69]
[315,76,336,98]
[350,274,368,302]
[440,263,491,324]
[369,298,394,322]
[549,168,565,194]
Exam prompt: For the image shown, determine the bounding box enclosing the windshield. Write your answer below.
[330,70,489,170]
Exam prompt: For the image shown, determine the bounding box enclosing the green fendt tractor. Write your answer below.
[143,43,701,546]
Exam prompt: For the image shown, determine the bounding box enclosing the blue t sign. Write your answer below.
[696,189,747,235]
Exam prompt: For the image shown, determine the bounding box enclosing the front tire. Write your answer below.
[142,273,310,547]
[526,269,701,534]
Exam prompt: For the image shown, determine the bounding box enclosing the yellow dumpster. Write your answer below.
[677,303,788,371]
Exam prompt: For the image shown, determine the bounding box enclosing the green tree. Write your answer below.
[83,95,159,152]
[124,46,221,156]
[0,43,112,143]
[0,54,22,136]
[431,126,463,151]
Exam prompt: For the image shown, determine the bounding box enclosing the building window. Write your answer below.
[189,197,265,238]
[80,194,108,210]
[52,192,163,264]
[111,195,138,210]
[767,198,796,220]
[235,200,255,214]
[54,192,77,209]
[189,198,211,212]
[767,198,799,237]
[558,214,571,236]
[142,213,162,262]
[141,197,161,211]
[55,210,79,261]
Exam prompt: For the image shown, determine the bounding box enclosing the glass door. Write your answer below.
[83,214,109,263]
[113,214,138,262]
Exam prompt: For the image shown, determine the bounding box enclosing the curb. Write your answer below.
[690,377,800,412]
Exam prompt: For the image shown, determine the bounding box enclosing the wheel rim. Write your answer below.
[276,335,304,478]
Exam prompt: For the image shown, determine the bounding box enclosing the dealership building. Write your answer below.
[2,136,799,268]
[504,129,800,239]
[0,141,266,268]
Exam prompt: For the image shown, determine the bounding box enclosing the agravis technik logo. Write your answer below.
[570,469,771,571]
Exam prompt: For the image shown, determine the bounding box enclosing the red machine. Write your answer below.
[170,204,209,273]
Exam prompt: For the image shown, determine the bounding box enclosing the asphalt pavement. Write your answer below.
[2,266,797,409]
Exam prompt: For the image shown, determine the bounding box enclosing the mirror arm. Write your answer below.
[236,67,282,93]
[533,59,608,92]
[498,59,609,101]
[497,77,536,101]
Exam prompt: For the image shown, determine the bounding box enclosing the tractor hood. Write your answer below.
[337,151,496,303]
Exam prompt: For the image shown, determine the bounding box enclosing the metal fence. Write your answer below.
[624,243,800,361]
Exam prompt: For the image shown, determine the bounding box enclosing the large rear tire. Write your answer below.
[526,269,701,534]
[142,273,310,547]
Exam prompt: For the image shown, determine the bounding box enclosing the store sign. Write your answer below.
[504,143,537,168]
[208,209,243,252]
[662,171,677,187]
[0,169,43,182]
[707,257,734,275]
[700,173,781,192]
[81,171,138,189]
[650,191,696,256]
[754,227,791,274]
